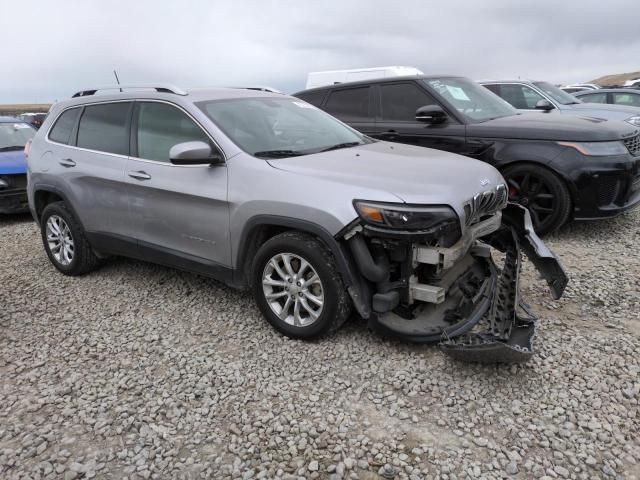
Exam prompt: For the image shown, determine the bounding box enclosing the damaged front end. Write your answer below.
[342,200,568,364]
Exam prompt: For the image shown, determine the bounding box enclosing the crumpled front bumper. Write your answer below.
[367,203,568,363]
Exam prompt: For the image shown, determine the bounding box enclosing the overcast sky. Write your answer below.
[2,0,639,103]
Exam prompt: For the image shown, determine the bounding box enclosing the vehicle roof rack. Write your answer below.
[71,84,188,98]
[232,86,283,94]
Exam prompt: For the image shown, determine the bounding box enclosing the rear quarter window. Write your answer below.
[295,90,326,107]
[48,108,81,145]
[324,87,371,122]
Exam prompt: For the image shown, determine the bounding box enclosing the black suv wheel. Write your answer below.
[502,164,571,235]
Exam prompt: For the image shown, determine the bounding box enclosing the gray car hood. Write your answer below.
[564,102,640,122]
[267,141,505,216]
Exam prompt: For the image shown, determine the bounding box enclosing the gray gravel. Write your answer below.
[1,211,639,479]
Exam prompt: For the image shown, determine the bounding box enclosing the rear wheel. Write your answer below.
[40,202,100,276]
[251,231,351,339]
[502,164,571,235]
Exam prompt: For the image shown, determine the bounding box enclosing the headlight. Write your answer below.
[0,178,8,189]
[557,141,628,156]
[354,201,459,230]
[626,116,640,127]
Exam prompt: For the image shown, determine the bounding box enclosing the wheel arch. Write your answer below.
[497,160,578,202]
[33,186,79,225]
[234,215,370,318]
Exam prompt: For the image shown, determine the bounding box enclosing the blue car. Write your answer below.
[0,117,36,213]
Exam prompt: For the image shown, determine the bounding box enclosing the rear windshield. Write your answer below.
[0,123,35,151]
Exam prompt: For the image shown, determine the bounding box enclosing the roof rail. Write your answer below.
[71,84,188,98]
[232,86,283,94]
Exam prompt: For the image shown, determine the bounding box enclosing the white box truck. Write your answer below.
[305,66,424,89]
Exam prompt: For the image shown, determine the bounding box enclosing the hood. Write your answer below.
[0,150,27,174]
[467,112,639,142]
[267,141,505,220]
[564,102,640,122]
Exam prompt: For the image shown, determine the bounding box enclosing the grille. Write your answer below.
[0,174,27,191]
[624,134,640,157]
[597,177,621,206]
[464,184,508,226]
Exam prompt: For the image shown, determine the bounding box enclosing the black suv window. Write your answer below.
[324,87,371,122]
[296,90,326,108]
[380,83,438,121]
[77,102,132,155]
[136,102,211,163]
[49,108,80,145]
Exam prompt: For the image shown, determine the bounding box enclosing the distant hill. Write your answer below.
[590,71,640,86]
[0,104,51,117]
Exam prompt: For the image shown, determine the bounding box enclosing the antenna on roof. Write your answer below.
[113,70,122,92]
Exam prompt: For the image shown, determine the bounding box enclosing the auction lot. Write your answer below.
[1,212,639,479]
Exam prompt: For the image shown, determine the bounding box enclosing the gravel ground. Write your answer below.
[1,211,639,480]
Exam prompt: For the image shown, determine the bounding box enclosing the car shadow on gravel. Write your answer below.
[0,212,33,227]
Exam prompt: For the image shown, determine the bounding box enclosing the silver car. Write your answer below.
[481,79,640,127]
[26,84,567,363]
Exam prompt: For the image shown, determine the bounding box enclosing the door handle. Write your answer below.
[380,130,398,140]
[59,158,76,168]
[128,171,152,181]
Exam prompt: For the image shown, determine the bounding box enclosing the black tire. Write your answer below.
[251,231,352,339]
[501,163,571,235]
[40,201,101,276]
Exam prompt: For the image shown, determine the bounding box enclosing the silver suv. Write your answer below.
[26,84,567,363]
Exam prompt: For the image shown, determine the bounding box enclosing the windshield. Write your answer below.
[534,82,581,105]
[0,123,35,151]
[197,97,371,158]
[424,77,517,122]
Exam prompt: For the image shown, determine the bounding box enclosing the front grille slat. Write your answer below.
[624,134,640,157]
[464,184,508,226]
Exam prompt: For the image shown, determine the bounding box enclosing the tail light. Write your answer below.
[24,139,32,159]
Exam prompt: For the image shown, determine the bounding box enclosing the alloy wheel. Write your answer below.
[506,173,555,229]
[46,215,75,266]
[262,252,324,327]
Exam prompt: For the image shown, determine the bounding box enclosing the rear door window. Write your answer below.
[49,108,81,145]
[499,84,545,109]
[77,102,132,155]
[324,87,372,122]
[579,92,608,103]
[135,102,212,163]
[379,83,439,121]
[613,93,640,107]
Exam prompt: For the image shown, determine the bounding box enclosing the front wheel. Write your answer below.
[251,231,351,339]
[501,164,571,235]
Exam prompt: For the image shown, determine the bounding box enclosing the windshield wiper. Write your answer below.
[253,150,304,158]
[319,141,362,152]
[0,146,24,152]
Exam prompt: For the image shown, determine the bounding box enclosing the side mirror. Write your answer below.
[535,99,555,111]
[415,105,447,124]
[169,141,223,166]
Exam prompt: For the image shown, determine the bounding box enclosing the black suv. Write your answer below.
[295,76,640,234]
